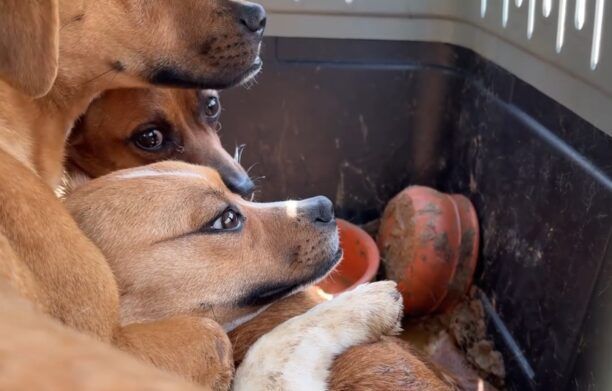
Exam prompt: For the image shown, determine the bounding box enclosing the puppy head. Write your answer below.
[68,88,254,196]
[59,0,264,89]
[64,161,341,327]
[0,0,264,96]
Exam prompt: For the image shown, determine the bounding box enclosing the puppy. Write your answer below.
[67,88,255,195]
[0,0,265,388]
[64,161,456,390]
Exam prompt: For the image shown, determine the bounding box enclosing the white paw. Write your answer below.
[233,281,403,391]
[310,281,404,341]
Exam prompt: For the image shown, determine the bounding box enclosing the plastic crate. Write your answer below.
[221,1,612,390]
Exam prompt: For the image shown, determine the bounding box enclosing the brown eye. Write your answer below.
[210,208,242,231]
[133,129,164,151]
[204,96,220,118]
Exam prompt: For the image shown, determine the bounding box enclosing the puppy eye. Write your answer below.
[132,128,164,151]
[204,96,220,118]
[209,208,242,231]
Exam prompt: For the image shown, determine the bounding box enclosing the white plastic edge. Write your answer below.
[258,0,612,137]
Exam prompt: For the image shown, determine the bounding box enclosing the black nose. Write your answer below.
[301,196,335,224]
[226,176,255,197]
[236,2,267,34]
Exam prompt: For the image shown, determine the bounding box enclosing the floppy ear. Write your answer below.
[0,0,59,97]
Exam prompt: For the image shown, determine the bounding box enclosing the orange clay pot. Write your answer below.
[437,194,480,312]
[317,219,380,296]
[377,186,479,316]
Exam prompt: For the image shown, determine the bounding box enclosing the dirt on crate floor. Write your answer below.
[400,287,506,391]
[358,219,505,389]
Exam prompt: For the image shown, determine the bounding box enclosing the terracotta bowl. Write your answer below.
[377,186,479,316]
[317,219,380,296]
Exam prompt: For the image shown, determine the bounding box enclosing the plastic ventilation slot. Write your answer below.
[575,0,587,29]
[480,0,605,70]
[543,0,553,17]
[591,0,605,69]
[503,0,510,26]
[527,0,536,38]
[557,0,568,52]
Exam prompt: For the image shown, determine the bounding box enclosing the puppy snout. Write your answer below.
[234,2,267,34]
[301,196,335,225]
[227,176,255,197]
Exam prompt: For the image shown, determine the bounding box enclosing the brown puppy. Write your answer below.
[67,88,255,195]
[64,161,456,391]
[0,0,264,388]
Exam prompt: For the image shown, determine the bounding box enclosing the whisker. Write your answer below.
[242,70,262,90]
[246,162,260,175]
[234,144,246,163]
[81,68,117,86]
[251,175,266,183]
[248,190,262,202]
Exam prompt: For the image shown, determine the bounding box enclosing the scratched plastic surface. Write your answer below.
[221,37,612,390]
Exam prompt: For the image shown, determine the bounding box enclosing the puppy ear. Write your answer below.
[0,0,60,97]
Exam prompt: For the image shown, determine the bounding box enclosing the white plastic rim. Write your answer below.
[257,0,612,136]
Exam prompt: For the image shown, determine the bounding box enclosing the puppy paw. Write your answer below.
[310,280,404,343]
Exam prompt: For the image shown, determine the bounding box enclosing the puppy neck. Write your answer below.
[222,304,273,333]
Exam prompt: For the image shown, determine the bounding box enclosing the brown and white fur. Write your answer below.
[64,161,457,391]
[234,282,403,391]
[0,0,267,388]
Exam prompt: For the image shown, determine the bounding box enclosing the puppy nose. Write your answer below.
[237,2,267,34]
[226,176,255,197]
[301,196,335,224]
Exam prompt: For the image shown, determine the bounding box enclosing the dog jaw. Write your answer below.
[148,56,263,90]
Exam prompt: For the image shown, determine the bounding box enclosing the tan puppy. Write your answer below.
[0,0,265,388]
[67,88,255,195]
[65,162,342,327]
[64,161,456,391]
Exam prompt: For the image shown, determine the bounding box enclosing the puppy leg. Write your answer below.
[0,149,119,340]
[329,337,458,391]
[233,281,403,391]
[0,232,41,305]
[0,281,202,391]
[229,287,324,365]
[115,317,234,391]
